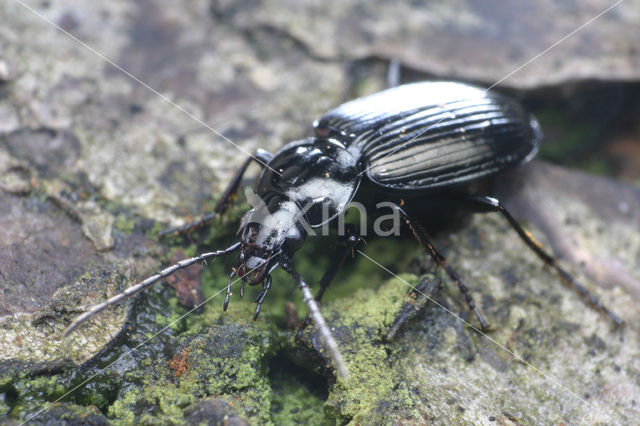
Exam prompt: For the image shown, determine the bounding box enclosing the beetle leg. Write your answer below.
[458,195,622,326]
[281,261,349,380]
[317,225,362,302]
[253,275,272,321]
[254,280,266,303]
[64,241,242,336]
[295,225,362,340]
[390,203,489,331]
[223,269,236,311]
[159,149,274,236]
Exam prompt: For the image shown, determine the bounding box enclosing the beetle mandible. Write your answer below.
[64,81,621,379]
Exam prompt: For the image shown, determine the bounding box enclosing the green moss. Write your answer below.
[105,319,280,424]
[319,274,421,423]
[13,376,64,402]
[154,295,187,333]
[109,379,197,424]
[7,197,630,423]
[0,399,9,418]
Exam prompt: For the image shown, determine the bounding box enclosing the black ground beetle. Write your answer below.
[65,81,621,379]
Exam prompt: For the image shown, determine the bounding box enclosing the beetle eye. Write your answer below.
[283,224,305,252]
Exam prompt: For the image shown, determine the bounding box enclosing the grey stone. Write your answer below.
[211,0,640,88]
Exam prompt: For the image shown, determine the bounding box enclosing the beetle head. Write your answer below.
[237,195,307,285]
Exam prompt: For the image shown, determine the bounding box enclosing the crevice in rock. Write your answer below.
[268,349,330,423]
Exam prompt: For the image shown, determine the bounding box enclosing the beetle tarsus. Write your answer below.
[553,262,623,326]
[459,195,623,327]
[444,264,489,332]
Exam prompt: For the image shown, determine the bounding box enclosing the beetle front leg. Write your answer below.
[456,195,622,326]
[253,275,272,321]
[295,225,361,340]
[159,149,274,236]
[281,262,349,380]
[390,203,489,331]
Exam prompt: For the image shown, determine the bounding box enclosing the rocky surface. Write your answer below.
[1,0,639,424]
[213,0,640,88]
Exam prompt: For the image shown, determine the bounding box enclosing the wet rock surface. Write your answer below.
[1,0,639,423]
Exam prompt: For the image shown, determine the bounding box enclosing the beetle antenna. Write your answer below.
[63,241,242,337]
[282,263,349,380]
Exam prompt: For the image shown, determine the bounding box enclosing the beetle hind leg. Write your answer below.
[459,195,622,326]
[391,203,489,331]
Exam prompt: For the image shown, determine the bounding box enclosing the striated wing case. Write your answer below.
[314,82,541,191]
